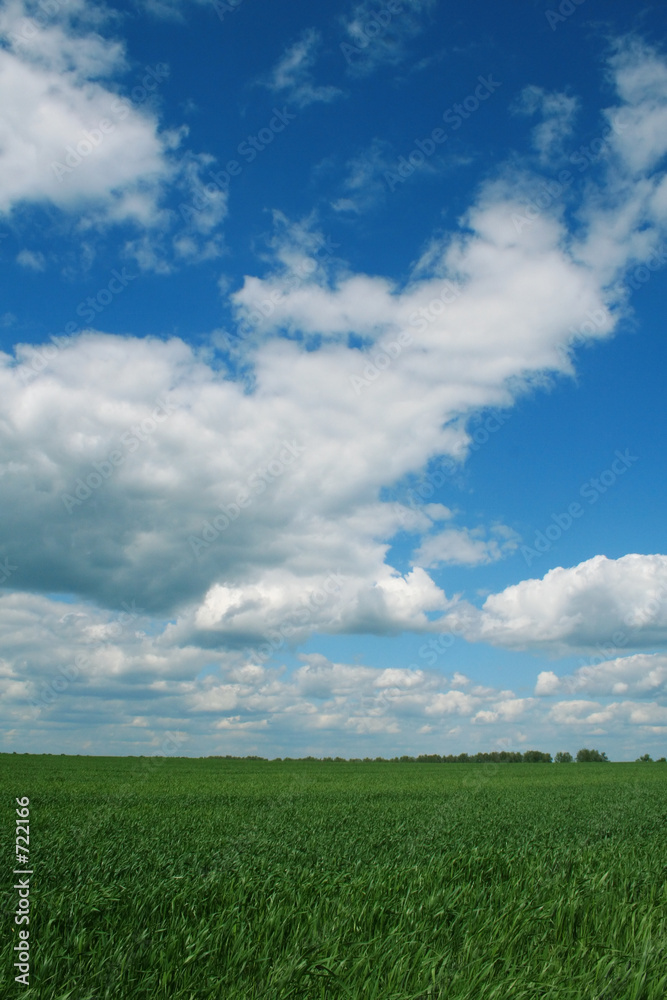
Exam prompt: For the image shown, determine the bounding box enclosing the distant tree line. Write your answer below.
[390,750,554,763]
[573,748,608,762]
[208,750,558,763]
[204,749,663,762]
[203,747,667,763]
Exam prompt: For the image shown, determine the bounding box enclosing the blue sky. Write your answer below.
[1,0,667,760]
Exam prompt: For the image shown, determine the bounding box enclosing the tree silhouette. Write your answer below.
[576,748,609,762]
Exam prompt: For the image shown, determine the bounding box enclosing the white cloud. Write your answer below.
[536,653,667,698]
[3,330,459,635]
[4,36,667,642]
[331,139,394,214]
[265,28,342,108]
[425,690,476,716]
[550,698,667,729]
[414,524,519,568]
[572,39,667,285]
[447,555,667,654]
[16,248,45,270]
[0,1,228,266]
[0,591,553,754]
[123,151,229,272]
[514,86,579,161]
[535,670,560,696]
[231,34,667,363]
[1,36,667,757]
[473,698,533,725]
[605,37,667,176]
[0,1,172,223]
[3,587,663,755]
[340,0,435,77]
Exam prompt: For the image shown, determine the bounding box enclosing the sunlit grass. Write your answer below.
[2,755,666,999]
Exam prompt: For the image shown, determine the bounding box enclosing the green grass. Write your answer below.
[2,755,667,999]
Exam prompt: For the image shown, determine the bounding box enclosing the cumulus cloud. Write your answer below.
[2,37,667,756]
[0,594,536,753]
[232,194,613,363]
[549,698,667,729]
[3,38,667,643]
[231,38,667,361]
[0,0,228,265]
[536,653,667,698]
[2,330,462,634]
[0,0,172,223]
[447,555,667,654]
[1,587,663,756]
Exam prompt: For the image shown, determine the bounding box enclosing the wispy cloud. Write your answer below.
[513,85,580,162]
[340,0,436,77]
[16,249,46,271]
[331,139,394,213]
[265,28,342,108]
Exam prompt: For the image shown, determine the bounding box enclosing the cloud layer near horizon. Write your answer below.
[2,583,666,757]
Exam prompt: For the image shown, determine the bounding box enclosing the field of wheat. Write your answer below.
[2,754,666,999]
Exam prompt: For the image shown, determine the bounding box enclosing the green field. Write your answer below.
[2,755,667,1000]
